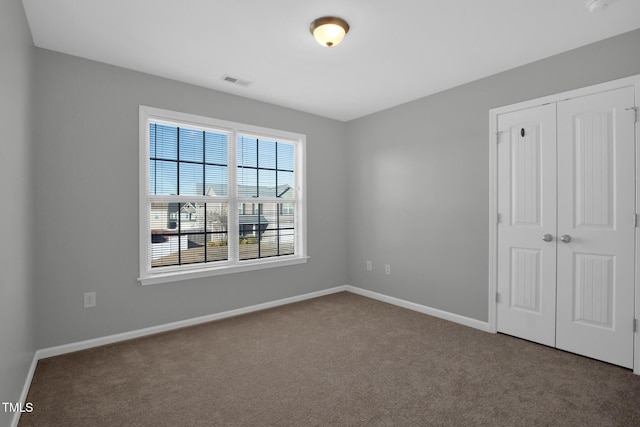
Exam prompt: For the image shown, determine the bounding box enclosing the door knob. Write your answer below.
[542,234,553,242]
[560,234,572,243]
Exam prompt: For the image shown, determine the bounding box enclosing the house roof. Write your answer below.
[239,215,269,225]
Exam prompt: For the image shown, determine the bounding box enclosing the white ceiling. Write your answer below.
[21,0,640,121]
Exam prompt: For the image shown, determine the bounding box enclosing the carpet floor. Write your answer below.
[19,292,640,426]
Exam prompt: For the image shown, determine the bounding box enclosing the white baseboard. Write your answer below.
[11,285,348,426]
[15,283,489,425]
[11,354,38,427]
[36,285,489,360]
[345,285,491,332]
[35,285,488,361]
[37,285,348,360]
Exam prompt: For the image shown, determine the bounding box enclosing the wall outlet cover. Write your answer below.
[84,292,96,308]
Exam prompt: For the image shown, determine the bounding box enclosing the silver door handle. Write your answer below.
[560,235,572,243]
[542,234,553,242]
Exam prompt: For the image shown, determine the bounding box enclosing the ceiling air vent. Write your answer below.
[222,75,252,87]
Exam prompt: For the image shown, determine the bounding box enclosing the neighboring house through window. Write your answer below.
[139,106,307,285]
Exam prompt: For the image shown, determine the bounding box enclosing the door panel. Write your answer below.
[556,86,636,368]
[573,253,614,328]
[497,104,557,347]
[510,248,541,313]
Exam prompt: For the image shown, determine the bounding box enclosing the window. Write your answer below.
[139,106,307,285]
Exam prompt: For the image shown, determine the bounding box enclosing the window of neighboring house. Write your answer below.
[139,106,307,285]
[280,203,295,215]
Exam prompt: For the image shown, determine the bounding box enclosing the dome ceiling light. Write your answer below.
[586,0,614,12]
[310,16,350,47]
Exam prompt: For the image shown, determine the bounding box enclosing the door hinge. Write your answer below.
[497,213,502,224]
[496,292,501,304]
[496,131,503,143]
[636,214,639,228]
[627,106,639,123]
[634,318,638,333]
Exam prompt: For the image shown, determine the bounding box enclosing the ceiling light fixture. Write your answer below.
[310,16,349,47]
[586,0,614,13]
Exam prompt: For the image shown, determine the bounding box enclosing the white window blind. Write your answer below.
[236,136,296,260]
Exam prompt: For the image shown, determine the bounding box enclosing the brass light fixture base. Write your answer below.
[310,16,350,47]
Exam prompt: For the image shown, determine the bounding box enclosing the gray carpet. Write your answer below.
[19,292,640,426]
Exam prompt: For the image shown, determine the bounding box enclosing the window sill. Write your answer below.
[138,256,309,286]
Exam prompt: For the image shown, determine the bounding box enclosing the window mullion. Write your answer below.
[228,131,239,263]
[202,130,207,263]
[254,138,259,198]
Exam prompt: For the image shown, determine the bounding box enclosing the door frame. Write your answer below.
[487,74,640,374]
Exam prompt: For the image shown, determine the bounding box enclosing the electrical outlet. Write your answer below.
[366,260,372,271]
[84,292,96,308]
[385,264,391,275]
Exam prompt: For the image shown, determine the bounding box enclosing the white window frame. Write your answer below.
[138,106,308,285]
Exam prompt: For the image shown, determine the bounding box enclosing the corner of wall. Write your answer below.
[0,1,38,426]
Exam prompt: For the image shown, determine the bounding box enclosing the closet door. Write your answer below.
[496,104,557,347]
[556,86,636,369]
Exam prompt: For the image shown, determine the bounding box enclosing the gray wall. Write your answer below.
[6,11,640,415]
[0,0,35,424]
[346,29,640,322]
[32,49,348,348]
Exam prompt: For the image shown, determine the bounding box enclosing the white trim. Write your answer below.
[488,74,640,374]
[139,255,309,286]
[139,105,308,285]
[138,106,149,285]
[490,74,640,117]
[28,285,491,361]
[14,284,491,425]
[228,122,239,265]
[10,354,38,427]
[296,129,308,270]
[487,106,499,334]
[635,79,640,376]
[345,286,491,332]
[37,286,348,359]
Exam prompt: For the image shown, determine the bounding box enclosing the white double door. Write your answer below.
[496,86,636,368]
